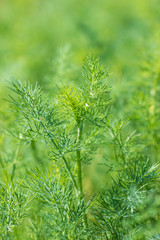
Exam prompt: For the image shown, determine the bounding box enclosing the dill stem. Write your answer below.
[77,121,83,195]
[76,120,88,228]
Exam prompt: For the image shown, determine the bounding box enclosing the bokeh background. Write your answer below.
[0,0,160,239]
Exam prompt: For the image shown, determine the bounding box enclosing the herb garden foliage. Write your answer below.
[1,55,159,240]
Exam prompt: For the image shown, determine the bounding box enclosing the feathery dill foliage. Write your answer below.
[3,55,159,239]
[0,180,30,240]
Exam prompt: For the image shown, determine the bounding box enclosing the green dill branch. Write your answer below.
[39,119,78,191]
[8,79,78,192]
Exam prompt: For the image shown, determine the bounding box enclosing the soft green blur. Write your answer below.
[0,0,160,239]
[0,0,159,83]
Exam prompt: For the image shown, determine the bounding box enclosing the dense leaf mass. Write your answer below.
[0,55,159,240]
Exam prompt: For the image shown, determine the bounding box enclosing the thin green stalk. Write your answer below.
[76,119,88,228]
[77,121,83,195]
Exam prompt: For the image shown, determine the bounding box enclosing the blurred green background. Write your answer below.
[0,0,159,82]
[0,0,160,239]
[1,0,160,161]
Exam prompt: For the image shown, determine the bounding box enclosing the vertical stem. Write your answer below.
[76,119,88,228]
[77,120,83,195]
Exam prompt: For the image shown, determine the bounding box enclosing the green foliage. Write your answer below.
[0,179,30,240]
[25,168,88,240]
[0,55,159,239]
[149,235,160,240]
[1,1,160,238]
[92,120,159,239]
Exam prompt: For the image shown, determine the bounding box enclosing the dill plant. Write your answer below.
[4,55,160,239]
